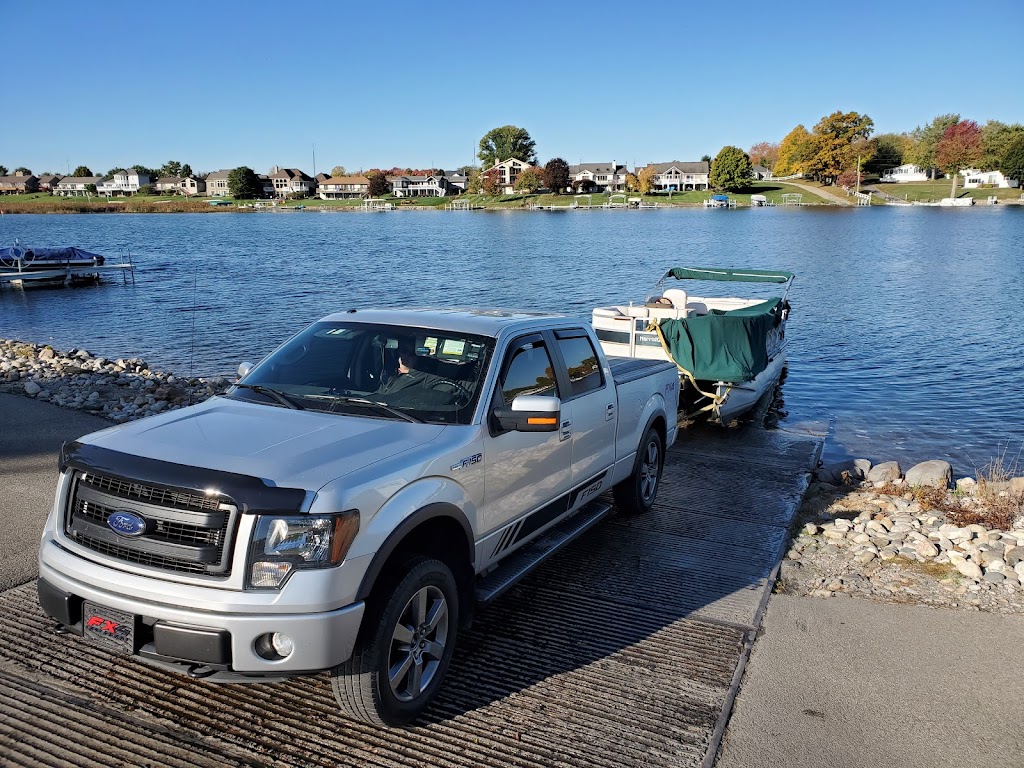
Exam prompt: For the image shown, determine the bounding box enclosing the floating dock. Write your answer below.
[0,424,821,767]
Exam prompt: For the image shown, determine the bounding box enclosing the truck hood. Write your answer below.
[83,397,447,491]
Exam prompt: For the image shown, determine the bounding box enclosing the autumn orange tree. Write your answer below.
[637,165,657,194]
[774,125,812,176]
[936,120,983,199]
[804,111,874,185]
[748,141,780,169]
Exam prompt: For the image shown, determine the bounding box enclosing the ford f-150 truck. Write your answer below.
[39,309,678,725]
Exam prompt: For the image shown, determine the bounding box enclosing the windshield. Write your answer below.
[231,321,495,425]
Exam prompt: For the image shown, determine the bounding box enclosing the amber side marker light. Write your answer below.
[527,417,558,425]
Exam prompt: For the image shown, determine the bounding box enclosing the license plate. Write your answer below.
[82,601,136,655]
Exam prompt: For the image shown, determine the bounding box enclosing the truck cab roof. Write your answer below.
[320,308,572,340]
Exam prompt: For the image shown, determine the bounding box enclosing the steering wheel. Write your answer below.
[429,379,472,405]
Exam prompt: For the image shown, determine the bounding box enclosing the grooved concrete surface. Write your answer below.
[0,392,819,768]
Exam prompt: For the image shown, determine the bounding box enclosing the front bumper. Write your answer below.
[38,563,365,679]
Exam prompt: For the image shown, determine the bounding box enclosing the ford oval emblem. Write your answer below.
[107,510,147,537]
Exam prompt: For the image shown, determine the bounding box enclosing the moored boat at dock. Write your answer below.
[0,244,134,289]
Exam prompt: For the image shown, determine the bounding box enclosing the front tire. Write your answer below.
[613,425,663,514]
[332,557,459,726]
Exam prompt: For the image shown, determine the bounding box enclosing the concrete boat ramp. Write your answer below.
[0,401,821,768]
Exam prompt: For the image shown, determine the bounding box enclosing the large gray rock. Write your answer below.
[867,461,902,483]
[817,459,870,485]
[905,460,952,489]
[23,380,41,396]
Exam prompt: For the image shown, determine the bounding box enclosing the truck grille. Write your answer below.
[64,471,237,577]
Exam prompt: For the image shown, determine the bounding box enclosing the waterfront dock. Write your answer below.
[0,389,821,767]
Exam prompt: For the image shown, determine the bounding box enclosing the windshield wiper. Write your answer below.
[319,395,424,424]
[233,383,304,410]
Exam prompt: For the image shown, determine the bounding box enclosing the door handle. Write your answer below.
[605,403,615,421]
[560,419,572,442]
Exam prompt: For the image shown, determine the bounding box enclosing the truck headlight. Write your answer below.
[247,511,359,589]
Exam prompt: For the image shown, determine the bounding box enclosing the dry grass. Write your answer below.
[949,452,1024,531]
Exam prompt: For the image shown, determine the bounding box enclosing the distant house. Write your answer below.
[751,165,773,180]
[315,172,330,187]
[155,175,207,195]
[568,162,628,192]
[97,169,151,196]
[960,168,1020,189]
[206,169,233,196]
[37,174,62,192]
[644,161,710,191]
[880,164,930,183]
[257,175,275,197]
[388,174,457,197]
[55,176,103,196]
[445,170,471,192]
[0,174,40,194]
[318,175,370,199]
[268,167,316,197]
[488,158,536,194]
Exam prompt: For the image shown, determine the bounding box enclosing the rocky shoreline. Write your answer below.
[0,338,228,421]
[4,338,1023,614]
[781,458,1024,614]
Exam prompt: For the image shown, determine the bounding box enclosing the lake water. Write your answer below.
[2,207,1023,474]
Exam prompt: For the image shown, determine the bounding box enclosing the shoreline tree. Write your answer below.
[1001,135,1024,188]
[774,125,812,176]
[72,165,92,177]
[637,165,657,194]
[936,120,983,199]
[513,166,543,193]
[980,120,1024,170]
[804,111,874,185]
[0,165,7,177]
[366,171,389,197]
[227,166,261,199]
[478,125,536,169]
[543,158,570,194]
[908,114,959,179]
[748,142,780,170]
[331,165,347,177]
[14,166,32,176]
[709,146,753,191]
[181,163,193,178]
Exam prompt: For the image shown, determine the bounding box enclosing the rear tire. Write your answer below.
[613,425,663,515]
[332,557,459,726]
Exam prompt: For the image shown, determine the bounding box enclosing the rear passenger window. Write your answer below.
[501,342,558,404]
[557,335,604,397]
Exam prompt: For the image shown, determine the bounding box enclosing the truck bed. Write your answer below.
[608,356,677,384]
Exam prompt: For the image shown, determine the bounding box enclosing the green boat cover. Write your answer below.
[666,267,794,284]
[657,298,783,382]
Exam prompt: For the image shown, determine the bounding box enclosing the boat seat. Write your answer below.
[686,301,709,315]
[662,288,688,309]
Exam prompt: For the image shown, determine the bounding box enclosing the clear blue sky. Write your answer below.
[3,1,1022,176]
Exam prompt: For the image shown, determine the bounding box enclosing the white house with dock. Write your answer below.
[568,162,628,192]
[644,161,710,191]
[880,164,930,183]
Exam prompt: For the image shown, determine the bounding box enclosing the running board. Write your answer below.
[475,500,613,604]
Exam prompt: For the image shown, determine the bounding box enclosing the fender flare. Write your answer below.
[355,502,474,602]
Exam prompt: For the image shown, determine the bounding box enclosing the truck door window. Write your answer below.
[501,342,559,405]
[555,334,604,398]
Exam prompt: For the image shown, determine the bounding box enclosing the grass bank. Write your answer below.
[872,182,1023,203]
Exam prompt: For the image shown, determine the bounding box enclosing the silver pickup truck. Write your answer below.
[39,309,678,725]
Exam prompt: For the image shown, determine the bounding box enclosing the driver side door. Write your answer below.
[480,334,572,564]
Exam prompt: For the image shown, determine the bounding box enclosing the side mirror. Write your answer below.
[494,395,561,432]
[237,361,254,379]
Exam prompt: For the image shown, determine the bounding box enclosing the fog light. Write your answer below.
[250,561,292,588]
[255,632,294,660]
[271,633,294,658]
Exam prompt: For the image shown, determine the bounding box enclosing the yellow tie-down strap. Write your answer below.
[648,319,732,413]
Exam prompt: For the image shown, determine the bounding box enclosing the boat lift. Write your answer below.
[0,245,135,289]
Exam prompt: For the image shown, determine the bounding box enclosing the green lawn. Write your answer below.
[872,182,1023,203]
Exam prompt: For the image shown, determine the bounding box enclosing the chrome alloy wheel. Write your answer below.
[388,585,449,702]
[639,438,660,502]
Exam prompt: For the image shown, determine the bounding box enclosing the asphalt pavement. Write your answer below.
[0,392,108,590]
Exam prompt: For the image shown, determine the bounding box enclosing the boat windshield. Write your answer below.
[229,321,495,425]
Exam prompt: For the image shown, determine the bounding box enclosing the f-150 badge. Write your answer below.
[451,453,482,471]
